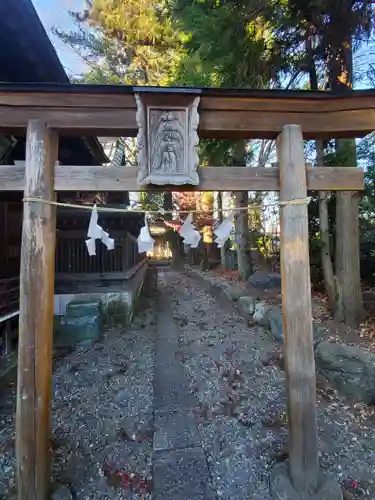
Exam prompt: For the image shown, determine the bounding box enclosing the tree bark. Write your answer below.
[334,141,364,325]
[217,191,229,269]
[235,191,251,279]
[164,192,185,269]
[166,228,185,269]
[327,34,364,326]
[305,33,336,311]
[233,141,251,280]
[316,141,336,310]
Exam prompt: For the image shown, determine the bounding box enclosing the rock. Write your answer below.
[208,278,224,289]
[238,296,257,318]
[362,290,375,303]
[270,461,343,500]
[362,290,375,311]
[267,306,283,342]
[52,484,73,500]
[315,341,375,404]
[313,323,328,345]
[222,284,246,301]
[216,280,231,292]
[249,270,281,290]
[253,300,272,327]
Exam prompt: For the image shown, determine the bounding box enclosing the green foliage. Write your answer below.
[358,132,375,215]
[103,298,129,327]
[171,0,276,88]
[138,192,166,220]
[54,0,185,85]
[254,232,277,257]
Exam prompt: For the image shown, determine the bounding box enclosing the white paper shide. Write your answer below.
[137,215,155,254]
[85,204,115,256]
[179,213,201,248]
[214,211,236,248]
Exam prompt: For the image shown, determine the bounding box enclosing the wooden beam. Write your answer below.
[0,87,375,138]
[0,165,364,192]
[277,124,319,492]
[16,120,58,500]
[199,109,375,140]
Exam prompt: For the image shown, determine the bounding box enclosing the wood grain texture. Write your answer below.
[16,120,58,500]
[0,89,374,138]
[0,165,364,192]
[1,90,374,112]
[277,125,319,493]
[199,109,375,139]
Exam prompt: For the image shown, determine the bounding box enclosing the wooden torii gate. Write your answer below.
[0,83,370,500]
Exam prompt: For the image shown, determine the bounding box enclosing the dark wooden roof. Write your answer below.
[0,0,107,165]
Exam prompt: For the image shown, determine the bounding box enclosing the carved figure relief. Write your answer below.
[135,94,200,186]
[149,109,184,174]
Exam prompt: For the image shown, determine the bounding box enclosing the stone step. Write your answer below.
[57,299,101,346]
[66,299,101,319]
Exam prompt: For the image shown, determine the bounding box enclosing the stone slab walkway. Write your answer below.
[152,271,215,500]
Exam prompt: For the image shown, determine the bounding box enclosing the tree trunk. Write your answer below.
[334,141,363,325]
[217,191,229,269]
[327,35,364,325]
[164,192,185,269]
[166,228,185,270]
[235,190,251,280]
[316,141,336,310]
[305,33,336,310]
[233,141,251,280]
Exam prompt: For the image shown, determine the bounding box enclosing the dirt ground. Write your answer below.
[0,268,374,499]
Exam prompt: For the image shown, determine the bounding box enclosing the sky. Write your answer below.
[32,0,88,78]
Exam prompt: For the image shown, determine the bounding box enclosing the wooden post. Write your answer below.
[16,120,58,500]
[126,233,133,269]
[277,125,319,492]
[121,235,127,272]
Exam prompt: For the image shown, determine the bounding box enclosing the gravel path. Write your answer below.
[163,269,375,500]
[1,268,375,500]
[0,272,157,500]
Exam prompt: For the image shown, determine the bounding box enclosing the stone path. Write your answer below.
[159,269,375,500]
[152,271,215,500]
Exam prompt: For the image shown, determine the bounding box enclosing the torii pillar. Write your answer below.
[269,125,343,500]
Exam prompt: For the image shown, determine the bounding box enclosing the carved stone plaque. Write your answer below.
[135,94,200,186]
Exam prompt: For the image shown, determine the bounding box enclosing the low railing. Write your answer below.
[0,277,19,317]
[55,231,141,275]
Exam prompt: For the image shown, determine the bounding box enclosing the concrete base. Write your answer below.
[270,462,343,500]
[54,263,147,323]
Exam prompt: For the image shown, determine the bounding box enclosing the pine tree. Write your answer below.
[54,0,185,85]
